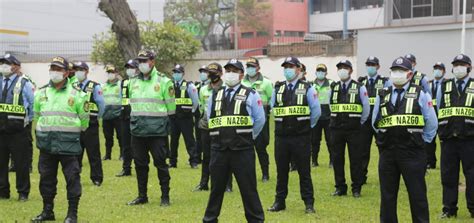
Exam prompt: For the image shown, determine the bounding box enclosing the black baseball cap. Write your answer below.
[137,50,156,60]
[73,61,89,70]
[224,59,244,72]
[198,65,208,72]
[433,62,446,70]
[336,59,353,69]
[125,59,138,68]
[404,53,416,63]
[50,56,69,70]
[451,54,472,65]
[172,64,185,73]
[105,64,117,73]
[207,63,222,73]
[281,56,301,67]
[365,56,379,65]
[0,54,21,65]
[246,57,259,66]
[390,57,412,70]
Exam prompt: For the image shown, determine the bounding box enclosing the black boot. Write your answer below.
[32,201,55,222]
[64,199,78,223]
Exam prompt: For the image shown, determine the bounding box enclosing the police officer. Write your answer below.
[193,63,222,191]
[127,50,175,206]
[116,59,138,177]
[0,54,34,201]
[436,54,474,219]
[405,53,431,95]
[268,57,321,213]
[426,62,445,169]
[203,59,265,222]
[373,57,437,222]
[330,59,370,197]
[357,56,391,184]
[31,56,89,223]
[102,65,123,160]
[311,63,333,167]
[74,61,105,186]
[241,57,273,182]
[169,64,200,168]
[194,65,209,164]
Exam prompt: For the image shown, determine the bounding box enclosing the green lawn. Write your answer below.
[0,122,471,222]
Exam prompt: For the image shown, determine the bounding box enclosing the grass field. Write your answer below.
[0,122,472,222]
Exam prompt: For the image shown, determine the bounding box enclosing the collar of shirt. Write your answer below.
[369,74,379,82]
[434,77,443,85]
[225,84,241,92]
[455,75,469,85]
[175,80,183,86]
[3,73,17,82]
[342,78,353,86]
[391,82,410,94]
[286,78,299,87]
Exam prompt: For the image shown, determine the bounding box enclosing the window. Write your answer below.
[460,0,473,14]
[393,0,453,19]
[286,0,304,2]
[275,30,282,37]
[434,0,453,16]
[241,32,254,39]
[312,0,383,13]
[257,31,269,37]
[283,31,305,37]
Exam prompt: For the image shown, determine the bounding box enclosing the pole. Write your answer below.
[343,0,349,39]
[234,0,239,50]
[461,0,467,54]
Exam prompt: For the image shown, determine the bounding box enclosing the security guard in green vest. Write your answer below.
[0,54,34,201]
[203,58,265,222]
[241,57,273,182]
[373,57,437,222]
[102,65,123,160]
[357,56,391,184]
[194,65,209,164]
[330,59,370,198]
[268,56,321,213]
[31,56,89,223]
[127,50,175,206]
[194,63,223,191]
[73,61,105,186]
[436,54,474,219]
[425,62,445,170]
[169,64,200,168]
[116,59,138,177]
[311,63,333,167]
[405,54,431,95]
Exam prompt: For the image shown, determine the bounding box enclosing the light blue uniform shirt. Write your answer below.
[372,82,438,143]
[436,75,469,111]
[368,74,393,88]
[270,78,321,127]
[329,79,370,124]
[176,80,199,112]
[207,83,266,139]
[0,74,34,122]
[79,79,105,118]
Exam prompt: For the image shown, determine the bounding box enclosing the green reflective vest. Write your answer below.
[241,73,273,107]
[34,80,89,155]
[129,67,175,137]
[102,80,122,120]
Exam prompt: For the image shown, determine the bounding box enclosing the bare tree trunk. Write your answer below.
[99,0,141,60]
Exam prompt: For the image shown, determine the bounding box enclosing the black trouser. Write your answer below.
[199,129,211,186]
[131,136,170,198]
[26,123,33,171]
[441,137,474,215]
[310,119,332,165]
[359,120,375,183]
[0,130,30,197]
[120,118,133,172]
[170,116,198,166]
[203,148,264,223]
[103,117,122,159]
[425,136,437,168]
[379,147,429,223]
[38,151,81,203]
[79,124,103,183]
[194,110,202,163]
[274,134,314,205]
[331,128,364,193]
[254,118,270,176]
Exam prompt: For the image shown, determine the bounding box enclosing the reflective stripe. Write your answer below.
[296,84,304,105]
[130,98,166,104]
[369,97,376,105]
[439,120,448,125]
[465,82,474,106]
[330,104,363,113]
[208,115,253,129]
[276,85,285,106]
[236,129,253,133]
[296,116,311,121]
[332,84,339,104]
[407,128,424,133]
[466,119,474,124]
[40,111,78,118]
[349,83,357,103]
[165,98,175,104]
[131,111,169,117]
[168,110,176,115]
[215,90,224,117]
[7,116,25,120]
[90,113,98,116]
[89,103,98,112]
[175,98,192,105]
[210,131,219,136]
[122,98,130,106]
[377,115,425,128]
[0,103,26,114]
[273,106,310,117]
[405,87,416,114]
[36,126,82,133]
[438,107,474,119]
[432,99,437,106]
[234,89,247,114]
[12,76,23,105]
[274,118,283,122]
[181,106,193,110]
[349,114,362,117]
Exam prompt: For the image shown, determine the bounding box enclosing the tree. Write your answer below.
[98,0,141,60]
[91,22,201,73]
[237,0,272,33]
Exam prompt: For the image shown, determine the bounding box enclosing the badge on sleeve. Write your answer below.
[169,86,175,96]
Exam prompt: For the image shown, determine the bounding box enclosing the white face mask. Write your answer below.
[453,66,468,79]
[139,63,151,74]
[224,72,240,87]
[107,73,116,81]
[75,71,86,82]
[0,64,12,76]
[126,68,137,78]
[390,70,409,86]
[49,71,64,84]
[337,69,350,80]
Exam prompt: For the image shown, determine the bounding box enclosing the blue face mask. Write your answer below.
[246,67,257,77]
[173,72,183,82]
[316,71,326,80]
[199,72,208,82]
[433,69,443,78]
[367,66,377,77]
[284,68,296,81]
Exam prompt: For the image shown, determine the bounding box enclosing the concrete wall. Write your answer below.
[357,22,474,79]
[22,55,357,87]
[309,8,384,33]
